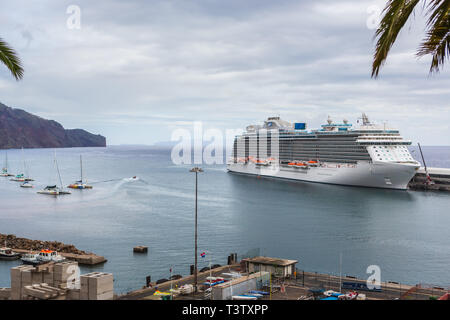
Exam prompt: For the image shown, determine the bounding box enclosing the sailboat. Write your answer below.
[0,151,14,177]
[11,148,34,183]
[20,162,34,187]
[21,149,34,188]
[68,155,92,189]
[37,152,71,196]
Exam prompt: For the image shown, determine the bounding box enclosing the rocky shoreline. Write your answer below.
[0,234,88,255]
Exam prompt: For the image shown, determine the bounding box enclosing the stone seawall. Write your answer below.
[0,234,87,255]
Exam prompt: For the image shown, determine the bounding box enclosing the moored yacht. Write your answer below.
[68,155,92,189]
[10,173,26,182]
[0,151,14,177]
[0,242,21,260]
[37,152,71,196]
[37,185,60,195]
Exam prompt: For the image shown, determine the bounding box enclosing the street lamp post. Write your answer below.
[190,167,203,293]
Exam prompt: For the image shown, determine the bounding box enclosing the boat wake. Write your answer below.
[122,176,149,184]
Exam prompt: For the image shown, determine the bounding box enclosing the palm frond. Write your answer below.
[372,0,421,78]
[0,37,24,80]
[417,0,450,73]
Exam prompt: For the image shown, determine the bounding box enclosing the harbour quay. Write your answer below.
[1,254,449,300]
[0,234,107,266]
[117,255,450,301]
[409,167,450,191]
[12,249,107,266]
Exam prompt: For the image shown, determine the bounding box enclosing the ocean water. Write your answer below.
[0,145,449,293]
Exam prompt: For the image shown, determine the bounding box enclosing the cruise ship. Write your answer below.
[227,114,420,189]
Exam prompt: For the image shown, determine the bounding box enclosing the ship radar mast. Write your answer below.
[361,113,371,125]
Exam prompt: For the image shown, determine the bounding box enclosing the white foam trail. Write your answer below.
[123,177,140,182]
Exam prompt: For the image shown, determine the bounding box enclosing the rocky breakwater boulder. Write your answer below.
[0,234,87,255]
[1,234,107,265]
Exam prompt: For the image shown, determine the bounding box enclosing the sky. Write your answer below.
[0,0,449,145]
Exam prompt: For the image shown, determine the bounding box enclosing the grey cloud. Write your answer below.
[0,0,448,145]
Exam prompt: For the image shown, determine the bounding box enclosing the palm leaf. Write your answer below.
[372,0,421,78]
[417,0,450,73]
[0,37,24,80]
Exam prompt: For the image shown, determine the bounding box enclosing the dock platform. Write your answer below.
[12,249,107,266]
[409,167,450,191]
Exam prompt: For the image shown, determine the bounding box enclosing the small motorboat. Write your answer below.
[20,181,34,188]
[0,243,21,260]
[21,252,39,265]
[21,249,65,265]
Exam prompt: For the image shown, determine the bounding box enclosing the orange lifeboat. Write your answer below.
[295,162,309,169]
[307,160,319,167]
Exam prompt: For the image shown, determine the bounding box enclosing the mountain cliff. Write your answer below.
[0,102,106,149]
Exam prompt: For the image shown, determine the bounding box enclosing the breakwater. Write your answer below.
[0,234,106,265]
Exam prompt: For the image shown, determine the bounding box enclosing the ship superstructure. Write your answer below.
[227,114,420,189]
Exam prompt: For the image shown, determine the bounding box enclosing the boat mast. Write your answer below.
[80,155,83,183]
[54,151,64,190]
[22,147,26,176]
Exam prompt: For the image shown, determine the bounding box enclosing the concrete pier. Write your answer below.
[12,248,107,266]
[409,167,450,191]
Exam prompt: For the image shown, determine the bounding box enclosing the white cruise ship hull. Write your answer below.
[227,161,419,190]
